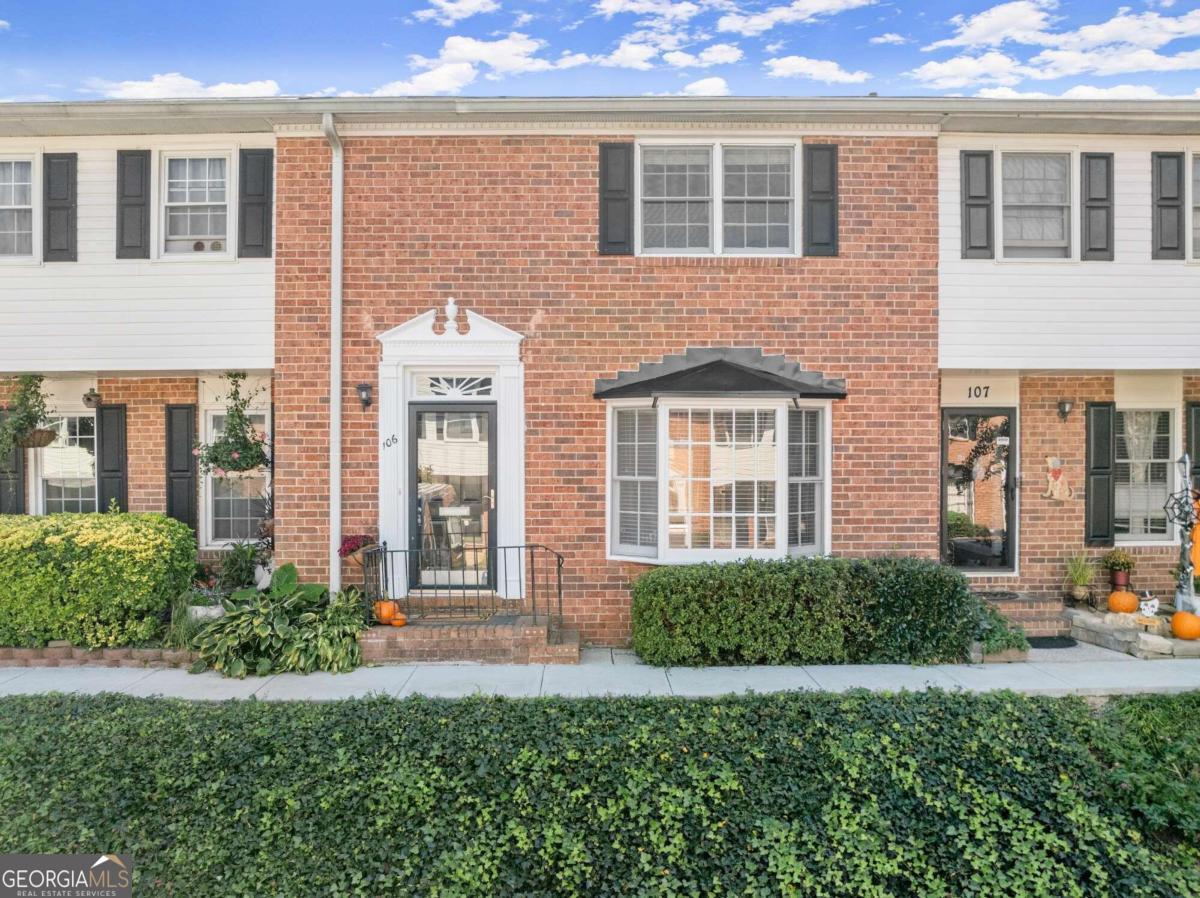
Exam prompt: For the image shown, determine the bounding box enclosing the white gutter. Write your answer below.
[321,112,344,592]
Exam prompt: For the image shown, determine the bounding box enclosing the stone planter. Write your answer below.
[968,642,1029,664]
[187,604,226,622]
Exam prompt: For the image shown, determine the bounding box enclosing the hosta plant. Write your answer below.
[191,563,364,678]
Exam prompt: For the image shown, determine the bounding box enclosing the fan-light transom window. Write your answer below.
[413,375,494,399]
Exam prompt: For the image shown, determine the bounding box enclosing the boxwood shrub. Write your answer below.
[631,556,985,666]
[0,513,195,648]
[0,690,1196,897]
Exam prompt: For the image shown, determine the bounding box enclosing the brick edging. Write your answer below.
[0,643,197,669]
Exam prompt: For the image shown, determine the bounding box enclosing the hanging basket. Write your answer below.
[16,428,57,449]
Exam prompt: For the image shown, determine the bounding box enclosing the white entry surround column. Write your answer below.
[376,298,526,598]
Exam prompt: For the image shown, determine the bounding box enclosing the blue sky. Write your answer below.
[2,0,1200,101]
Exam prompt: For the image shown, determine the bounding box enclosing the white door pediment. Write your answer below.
[377,298,523,365]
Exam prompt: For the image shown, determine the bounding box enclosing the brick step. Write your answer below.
[978,594,1071,637]
[358,614,580,665]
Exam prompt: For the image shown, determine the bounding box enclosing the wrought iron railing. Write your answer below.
[362,542,564,636]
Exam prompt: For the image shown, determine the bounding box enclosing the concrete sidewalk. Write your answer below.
[2,642,1199,701]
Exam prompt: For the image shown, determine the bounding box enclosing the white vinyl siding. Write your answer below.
[0,135,273,372]
[0,159,33,257]
[940,138,1200,369]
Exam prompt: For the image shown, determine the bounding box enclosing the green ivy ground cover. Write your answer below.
[0,690,1195,897]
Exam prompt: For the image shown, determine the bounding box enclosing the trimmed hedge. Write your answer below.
[0,513,195,648]
[632,556,984,666]
[0,691,1196,897]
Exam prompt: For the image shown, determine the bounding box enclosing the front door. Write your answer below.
[408,403,497,588]
[941,408,1017,570]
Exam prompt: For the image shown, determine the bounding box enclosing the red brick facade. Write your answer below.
[273,134,941,644]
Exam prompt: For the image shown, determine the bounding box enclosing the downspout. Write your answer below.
[321,112,344,591]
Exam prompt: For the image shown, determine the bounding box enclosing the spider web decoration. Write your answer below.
[416,376,493,398]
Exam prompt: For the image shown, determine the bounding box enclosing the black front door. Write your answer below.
[941,408,1017,570]
[408,403,497,588]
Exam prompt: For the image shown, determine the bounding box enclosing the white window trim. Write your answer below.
[1189,150,1199,264]
[198,405,272,551]
[28,409,97,515]
[1114,401,1181,548]
[0,152,41,266]
[995,148,1079,263]
[155,149,237,262]
[604,396,833,564]
[634,138,803,258]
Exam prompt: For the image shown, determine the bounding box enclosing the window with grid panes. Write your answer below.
[1002,153,1071,258]
[164,157,228,253]
[640,146,712,251]
[722,147,793,251]
[208,412,269,542]
[0,160,33,257]
[1114,409,1172,540]
[40,415,97,513]
[788,408,822,553]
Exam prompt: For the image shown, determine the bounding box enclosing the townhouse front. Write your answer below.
[2,97,1198,646]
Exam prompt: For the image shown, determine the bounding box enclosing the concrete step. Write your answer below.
[359,615,580,665]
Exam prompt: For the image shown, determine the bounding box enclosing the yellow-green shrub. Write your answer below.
[0,513,195,648]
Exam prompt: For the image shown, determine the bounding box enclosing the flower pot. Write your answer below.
[1069,584,1090,604]
[346,544,379,569]
[373,600,398,624]
[187,604,226,622]
[16,427,57,449]
[1110,570,1130,589]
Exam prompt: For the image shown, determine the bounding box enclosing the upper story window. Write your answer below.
[0,160,33,258]
[1001,153,1070,259]
[639,143,798,256]
[164,156,228,254]
[1193,156,1200,258]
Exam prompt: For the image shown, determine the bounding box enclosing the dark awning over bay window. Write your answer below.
[593,347,847,401]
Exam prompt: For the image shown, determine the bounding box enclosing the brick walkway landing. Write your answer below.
[358,615,581,665]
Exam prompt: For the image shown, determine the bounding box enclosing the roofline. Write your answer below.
[1,95,1198,137]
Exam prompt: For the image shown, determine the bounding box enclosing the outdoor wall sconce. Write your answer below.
[82,388,101,409]
[356,383,373,410]
[1057,399,1074,421]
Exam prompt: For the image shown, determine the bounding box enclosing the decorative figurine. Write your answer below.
[1139,593,1159,617]
[1162,453,1200,614]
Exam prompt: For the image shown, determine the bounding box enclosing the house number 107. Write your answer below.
[967,386,990,399]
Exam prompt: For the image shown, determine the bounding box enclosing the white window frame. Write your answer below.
[199,405,272,550]
[1190,151,1200,263]
[605,396,833,564]
[998,149,1075,262]
[29,411,98,515]
[0,153,40,265]
[1114,405,1178,546]
[634,139,802,258]
[157,150,236,261]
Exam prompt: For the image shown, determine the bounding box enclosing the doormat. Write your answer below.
[1027,636,1077,649]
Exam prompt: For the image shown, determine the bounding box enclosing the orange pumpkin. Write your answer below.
[1171,611,1200,641]
[389,613,408,628]
[1108,590,1139,614]
[373,600,397,624]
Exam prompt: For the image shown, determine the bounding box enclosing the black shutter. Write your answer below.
[598,143,634,255]
[238,148,273,258]
[1187,402,1200,491]
[116,150,151,259]
[1085,402,1116,547]
[1152,152,1185,260]
[42,152,77,262]
[0,411,24,515]
[960,150,994,259]
[165,404,197,531]
[96,404,128,512]
[803,144,838,256]
[1080,153,1113,262]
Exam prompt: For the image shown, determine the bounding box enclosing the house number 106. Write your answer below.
[966,386,990,399]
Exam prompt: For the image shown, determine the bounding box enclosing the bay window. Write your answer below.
[610,402,828,562]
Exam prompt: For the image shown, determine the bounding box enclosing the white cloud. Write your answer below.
[869,32,907,45]
[717,0,874,37]
[85,72,281,99]
[662,42,743,67]
[1025,45,1200,79]
[765,54,870,82]
[413,0,500,26]
[368,62,479,95]
[925,0,1058,50]
[410,32,590,82]
[596,39,661,69]
[594,0,703,22]
[906,50,1025,89]
[0,20,10,30]
[681,75,731,94]
[512,11,534,26]
[763,40,785,53]
[978,83,1199,99]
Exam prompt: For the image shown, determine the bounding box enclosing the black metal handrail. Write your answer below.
[362,543,564,638]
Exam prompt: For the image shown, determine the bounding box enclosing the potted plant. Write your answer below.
[0,375,57,456]
[1101,549,1136,589]
[194,372,271,478]
[184,588,227,622]
[1063,554,1095,604]
[339,533,377,568]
